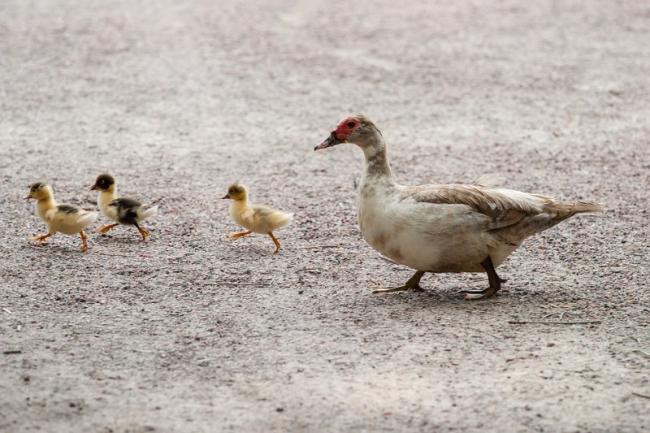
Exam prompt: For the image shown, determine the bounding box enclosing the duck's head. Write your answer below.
[222,183,248,201]
[315,115,382,151]
[90,174,116,192]
[25,182,52,201]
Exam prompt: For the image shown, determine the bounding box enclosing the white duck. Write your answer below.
[90,174,158,241]
[26,182,98,252]
[315,115,602,299]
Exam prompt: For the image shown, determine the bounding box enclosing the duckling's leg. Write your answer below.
[462,257,504,300]
[134,222,150,241]
[79,231,89,252]
[228,230,252,240]
[97,223,119,235]
[373,271,426,293]
[30,233,52,244]
[268,232,281,254]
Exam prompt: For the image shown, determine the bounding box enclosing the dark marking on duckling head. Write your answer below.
[91,174,115,191]
[26,182,50,200]
[223,183,247,200]
[29,182,45,192]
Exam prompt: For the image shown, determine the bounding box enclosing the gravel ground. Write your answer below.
[1,0,649,432]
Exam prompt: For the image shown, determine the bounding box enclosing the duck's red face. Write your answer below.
[315,117,362,150]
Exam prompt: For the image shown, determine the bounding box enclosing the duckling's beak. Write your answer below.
[24,193,32,200]
[314,131,344,151]
[89,184,97,191]
[221,194,230,199]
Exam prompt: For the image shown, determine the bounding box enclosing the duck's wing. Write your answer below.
[401,183,597,244]
[251,204,292,232]
[51,203,97,229]
[403,184,547,222]
[108,198,142,225]
[56,204,80,214]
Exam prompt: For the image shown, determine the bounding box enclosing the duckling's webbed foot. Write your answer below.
[373,271,426,294]
[462,257,504,300]
[228,230,252,240]
[134,222,150,241]
[97,223,119,235]
[30,234,51,244]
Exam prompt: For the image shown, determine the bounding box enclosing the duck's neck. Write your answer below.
[98,188,118,208]
[36,197,56,219]
[230,198,250,213]
[361,134,393,183]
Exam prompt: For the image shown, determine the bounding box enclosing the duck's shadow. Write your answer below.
[354,285,546,312]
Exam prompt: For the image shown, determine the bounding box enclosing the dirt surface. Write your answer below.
[1,0,649,432]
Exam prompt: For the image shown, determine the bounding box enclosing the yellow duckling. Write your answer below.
[222,183,293,254]
[25,182,98,252]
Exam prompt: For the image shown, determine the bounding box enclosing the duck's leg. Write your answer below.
[30,233,52,244]
[134,222,150,241]
[268,232,281,254]
[462,256,504,300]
[228,230,252,240]
[79,231,89,252]
[97,223,119,235]
[373,271,426,294]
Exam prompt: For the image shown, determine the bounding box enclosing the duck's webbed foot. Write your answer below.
[462,257,504,300]
[373,271,426,294]
[462,286,498,300]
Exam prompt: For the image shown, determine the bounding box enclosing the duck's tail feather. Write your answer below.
[79,211,98,227]
[570,201,604,214]
[272,212,293,229]
[138,205,159,221]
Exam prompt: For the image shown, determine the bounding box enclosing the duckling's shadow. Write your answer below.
[228,243,279,258]
[91,234,147,245]
[24,242,86,257]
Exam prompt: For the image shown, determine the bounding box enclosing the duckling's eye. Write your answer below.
[347,121,356,129]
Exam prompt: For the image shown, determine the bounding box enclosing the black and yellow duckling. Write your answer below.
[90,174,158,241]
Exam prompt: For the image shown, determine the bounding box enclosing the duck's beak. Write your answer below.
[89,184,97,191]
[24,193,32,200]
[314,131,344,151]
[221,194,230,199]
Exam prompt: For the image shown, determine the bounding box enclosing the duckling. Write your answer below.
[90,174,158,241]
[222,183,293,254]
[25,182,98,252]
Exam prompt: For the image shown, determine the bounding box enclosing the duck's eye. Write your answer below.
[347,121,356,129]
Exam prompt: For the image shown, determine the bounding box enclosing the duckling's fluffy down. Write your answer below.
[46,207,98,235]
[246,205,293,234]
